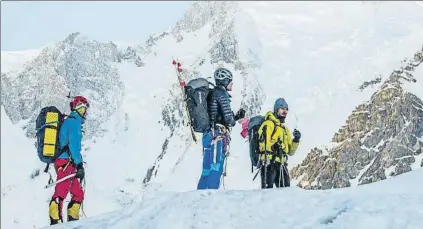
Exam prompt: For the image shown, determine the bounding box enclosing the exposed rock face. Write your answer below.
[358,76,382,91]
[291,46,423,189]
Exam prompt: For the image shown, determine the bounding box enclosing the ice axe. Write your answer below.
[44,173,76,189]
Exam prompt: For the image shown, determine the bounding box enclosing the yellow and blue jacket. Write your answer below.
[258,111,299,163]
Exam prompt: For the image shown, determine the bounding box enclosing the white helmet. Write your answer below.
[214,68,233,86]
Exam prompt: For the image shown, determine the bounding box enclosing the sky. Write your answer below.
[1,1,193,51]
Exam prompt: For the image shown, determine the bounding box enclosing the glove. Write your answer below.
[75,163,85,180]
[293,129,301,142]
[234,108,246,121]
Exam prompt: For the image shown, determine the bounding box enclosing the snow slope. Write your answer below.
[0,106,42,189]
[1,105,50,228]
[48,168,423,229]
[0,105,129,229]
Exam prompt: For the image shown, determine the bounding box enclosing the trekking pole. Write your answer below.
[265,126,269,188]
[220,129,231,190]
[281,162,285,187]
[252,165,261,181]
[253,127,267,182]
[223,156,228,177]
[220,154,228,190]
[222,141,229,177]
[278,154,283,188]
[81,177,87,218]
[44,173,76,189]
[215,125,229,190]
[260,126,268,188]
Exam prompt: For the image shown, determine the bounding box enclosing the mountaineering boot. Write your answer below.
[49,197,63,225]
[67,200,81,221]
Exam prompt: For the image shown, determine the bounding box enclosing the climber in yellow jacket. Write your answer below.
[258,98,301,188]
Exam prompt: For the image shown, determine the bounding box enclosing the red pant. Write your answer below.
[52,159,84,203]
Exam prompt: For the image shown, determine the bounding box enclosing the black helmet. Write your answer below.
[214,67,233,87]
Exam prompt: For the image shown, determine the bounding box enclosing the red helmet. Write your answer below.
[70,96,90,111]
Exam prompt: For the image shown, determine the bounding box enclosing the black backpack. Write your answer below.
[184,78,214,133]
[35,106,66,172]
[248,115,265,169]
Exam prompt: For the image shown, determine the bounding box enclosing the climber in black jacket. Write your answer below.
[197,67,245,190]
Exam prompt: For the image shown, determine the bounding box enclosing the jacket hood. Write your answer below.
[264,111,282,126]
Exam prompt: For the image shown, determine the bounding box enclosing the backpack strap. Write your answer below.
[259,120,278,143]
[270,120,278,140]
[44,163,51,173]
[258,120,280,165]
[36,121,60,135]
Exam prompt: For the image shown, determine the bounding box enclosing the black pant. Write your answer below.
[260,162,290,189]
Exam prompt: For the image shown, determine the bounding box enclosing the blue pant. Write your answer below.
[197,130,228,190]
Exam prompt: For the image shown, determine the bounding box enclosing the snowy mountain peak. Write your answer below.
[62,32,83,45]
[172,1,240,35]
[1,32,125,139]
